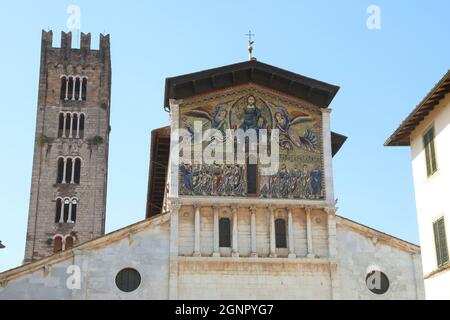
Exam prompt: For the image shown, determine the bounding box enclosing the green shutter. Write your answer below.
[423,127,437,177]
[438,219,449,265]
[433,220,442,266]
[434,218,449,267]
[430,138,437,173]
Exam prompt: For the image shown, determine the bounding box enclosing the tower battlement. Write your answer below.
[40,30,110,65]
[41,30,110,51]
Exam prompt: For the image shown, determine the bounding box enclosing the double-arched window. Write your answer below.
[57,156,81,184]
[53,234,75,253]
[60,75,88,101]
[55,197,78,223]
[58,112,85,139]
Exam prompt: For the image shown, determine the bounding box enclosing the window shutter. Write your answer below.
[434,218,449,267]
[423,127,437,177]
[433,220,442,266]
[438,219,449,265]
[430,137,437,173]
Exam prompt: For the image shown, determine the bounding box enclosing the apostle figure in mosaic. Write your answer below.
[180,163,193,194]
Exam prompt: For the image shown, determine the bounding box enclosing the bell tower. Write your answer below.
[24,31,112,263]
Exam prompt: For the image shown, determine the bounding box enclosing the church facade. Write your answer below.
[0,31,424,300]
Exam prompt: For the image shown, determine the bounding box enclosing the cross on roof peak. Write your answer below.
[244,30,256,61]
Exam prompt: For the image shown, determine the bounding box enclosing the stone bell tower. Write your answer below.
[24,30,112,263]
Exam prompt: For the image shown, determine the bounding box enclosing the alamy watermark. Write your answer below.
[367,5,381,30]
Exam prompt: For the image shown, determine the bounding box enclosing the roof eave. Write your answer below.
[385,70,450,147]
[163,60,340,110]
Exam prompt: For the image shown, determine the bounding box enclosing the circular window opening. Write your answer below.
[365,270,389,295]
[115,268,141,293]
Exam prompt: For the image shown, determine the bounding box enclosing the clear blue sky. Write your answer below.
[0,0,449,272]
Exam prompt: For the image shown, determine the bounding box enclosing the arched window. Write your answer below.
[219,218,231,247]
[60,76,87,101]
[74,158,81,184]
[63,198,70,222]
[71,198,78,222]
[65,236,74,250]
[55,198,62,223]
[72,113,78,138]
[53,236,63,253]
[57,158,64,183]
[67,77,74,100]
[275,219,287,248]
[65,158,73,183]
[58,112,85,139]
[79,114,85,139]
[60,77,67,100]
[82,78,87,101]
[74,77,81,100]
[56,157,82,184]
[56,198,78,223]
[64,113,71,137]
[58,113,64,138]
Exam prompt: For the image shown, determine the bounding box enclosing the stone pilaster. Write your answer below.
[250,205,257,258]
[268,205,276,258]
[305,206,314,258]
[193,205,201,257]
[288,207,296,258]
[212,205,220,257]
[231,204,239,257]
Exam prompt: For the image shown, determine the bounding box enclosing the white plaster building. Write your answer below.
[0,57,425,300]
[386,70,450,299]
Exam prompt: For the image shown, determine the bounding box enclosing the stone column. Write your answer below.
[325,207,337,258]
[78,78,83,101]
[305,206,314,258]
[231,204,239,257]
[59,201,64,223]
[268,205,276,258]
[288,207,296,258]
[71,77,76,100]
[212,205,220,257]
[62,158,67,184]
[69,113,73,138]
[168,201,180,300]
[64,77,69,100]
[68,201,73,223]
[76,114,81,138]
[62,113,67,138]
[70,160,75,184]
[250,205,257,257]
[193,205,201,257]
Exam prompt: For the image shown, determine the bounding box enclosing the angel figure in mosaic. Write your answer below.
[185,104,229,143]
[273,107,318,152]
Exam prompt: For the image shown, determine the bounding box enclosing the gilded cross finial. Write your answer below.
[245,30,256,61]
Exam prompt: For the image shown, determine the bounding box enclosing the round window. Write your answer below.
[365,270,389,295]
[115,268,141,293]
